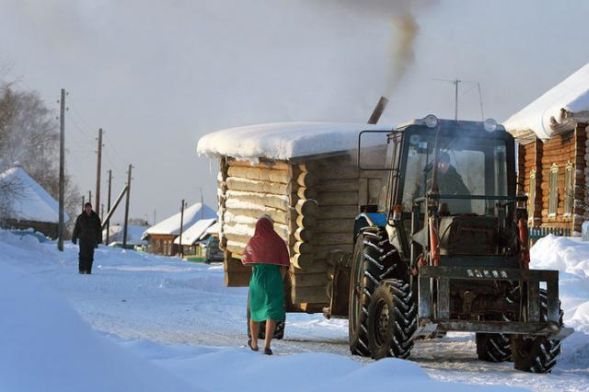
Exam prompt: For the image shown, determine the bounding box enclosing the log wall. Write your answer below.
[218,150,388,309]
[518,123,588,235]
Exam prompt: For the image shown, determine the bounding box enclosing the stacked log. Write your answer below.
[219,152,387,305]
[219,159,293,286]
[287,163,326,305]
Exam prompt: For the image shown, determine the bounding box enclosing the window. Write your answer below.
[528,169,536,220]
[564,162,574,217]
[548,164,559,217]
[400,134,508,216]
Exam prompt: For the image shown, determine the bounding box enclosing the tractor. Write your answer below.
[346,115,572,373]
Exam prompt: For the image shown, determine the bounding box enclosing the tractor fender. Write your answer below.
[354,212,387,240]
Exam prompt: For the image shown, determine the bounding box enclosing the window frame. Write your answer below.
[564,162,574,217]
[548,163,559,218]
[528,169,536,221]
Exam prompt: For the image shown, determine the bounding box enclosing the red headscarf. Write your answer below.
[242,217,290,266]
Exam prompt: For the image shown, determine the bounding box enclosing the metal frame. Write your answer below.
[417,266,567,336]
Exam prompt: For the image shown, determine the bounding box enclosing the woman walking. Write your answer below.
[242,215,289,355]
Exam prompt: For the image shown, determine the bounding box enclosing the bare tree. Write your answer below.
[0,84,80,229]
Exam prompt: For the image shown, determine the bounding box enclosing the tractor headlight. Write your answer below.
[423,114,438,128]
[483,118,498,132]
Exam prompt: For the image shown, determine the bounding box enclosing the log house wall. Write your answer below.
[517,123,588,235]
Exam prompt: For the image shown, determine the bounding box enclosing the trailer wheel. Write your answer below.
[367,278,417,359]
[511,289,563,373]
[348,229,400,357]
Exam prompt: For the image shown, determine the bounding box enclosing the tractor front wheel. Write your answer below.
[367,278,417,359]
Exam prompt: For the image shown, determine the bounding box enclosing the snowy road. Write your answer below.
[2,232,588,391]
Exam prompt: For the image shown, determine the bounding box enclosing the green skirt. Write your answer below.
[249,264,285,322]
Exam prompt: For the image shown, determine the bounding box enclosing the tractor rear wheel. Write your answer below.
[476,333,511,362]
[367,278,417,359]
[348,229,400,357]
[511,289,563,373]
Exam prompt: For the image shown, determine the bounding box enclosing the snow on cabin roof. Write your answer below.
[173,218,216,245]
[144,202,216,237]
[0,166,69,223]
[196,122,394,160]
[504,63,589,140]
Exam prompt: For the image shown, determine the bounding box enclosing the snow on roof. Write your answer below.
[172,218,216,245]
[196,122,393,160]
[205,221,219,235]
[0,166,70,223]
[144,202,216,237]
[104,224,149,245]
[504,63,589,140]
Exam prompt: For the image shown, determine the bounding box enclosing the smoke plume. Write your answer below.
[333,0,435,96]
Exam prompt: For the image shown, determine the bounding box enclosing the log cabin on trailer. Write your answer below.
[504,63,589,236]
[197,122,391,312]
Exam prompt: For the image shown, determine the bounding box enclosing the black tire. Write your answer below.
[476,332,511,362]
[348,229,401,357]
[367,278,417,359]
[511,289,563,373]
[476,283,519,362]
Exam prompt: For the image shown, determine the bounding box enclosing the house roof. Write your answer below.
[104,224,149,246]
[143,202,216,237]
[504,63,589,140]
[196,122,393,160]
[0,166,69,223]
[173,218,216,245]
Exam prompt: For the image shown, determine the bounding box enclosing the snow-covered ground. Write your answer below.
[1,230,588,391]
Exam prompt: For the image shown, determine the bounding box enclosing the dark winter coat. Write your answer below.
[72,211,102,246]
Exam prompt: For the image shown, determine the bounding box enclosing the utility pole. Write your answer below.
[106,170,112,245]
[200,187,204,219]
[57,88,65,251]
[453,79,461,121]
[88,191,92,206]
[122,164,133,248]
[95,128,103,217]
[179,199,186,258]
[82,196,85,211]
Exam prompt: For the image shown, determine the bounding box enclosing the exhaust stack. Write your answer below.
[367,96,389,124]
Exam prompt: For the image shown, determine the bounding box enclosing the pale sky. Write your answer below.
[1,0,588,223]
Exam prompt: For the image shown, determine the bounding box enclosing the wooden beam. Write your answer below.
[227,166,290,184]
[226,177,289,195]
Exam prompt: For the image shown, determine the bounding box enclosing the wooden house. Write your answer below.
[505,63,589,236]
[0,165,69,238]
[197,122,391,312]
[173,218,216,257]
[143,202,216,255]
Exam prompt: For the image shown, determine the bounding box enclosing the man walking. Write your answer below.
[72,202,102,274]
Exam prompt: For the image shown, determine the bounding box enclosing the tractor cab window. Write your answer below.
[401,132,509,216]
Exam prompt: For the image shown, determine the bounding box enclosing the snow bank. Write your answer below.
[196,122,392,160]
[531,235,589,333]
[124,344,524,392]
[0,251,196,391]
[504,63,589,139]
